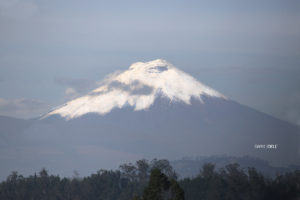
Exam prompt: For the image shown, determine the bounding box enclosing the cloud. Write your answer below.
[284,92,300,126]
[93,80,154,96]
[0,0,38,19]
[54,77,99,100]
[54,74,154,102]
[0,98,50,119]
[64,87,78,99]
[89,70,154,96]
[286,109,300,126]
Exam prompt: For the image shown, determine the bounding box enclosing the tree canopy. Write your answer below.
[0,159,299,200]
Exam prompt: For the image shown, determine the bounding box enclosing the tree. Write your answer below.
[120,163,137,182]
[142,168,184,200]
[151,159,177,180]
[136,159,150,183]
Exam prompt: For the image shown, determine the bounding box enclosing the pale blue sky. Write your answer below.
[0,0,300,124]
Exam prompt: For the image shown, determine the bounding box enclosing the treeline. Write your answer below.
[180,163,300,200]
[0,159,299,200]
[171,155,300,178]
[0,159,177,200]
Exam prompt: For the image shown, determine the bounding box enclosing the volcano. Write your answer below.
[0,59,299,179]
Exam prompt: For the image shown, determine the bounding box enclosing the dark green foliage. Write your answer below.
[0,160,299,200]
[171,155,298,179]
[0,159,176,200]
[140,168,184,200]
[1,170,63,200]
[170,179,185,200]
[143,169,167,200]
[180,163,300,200]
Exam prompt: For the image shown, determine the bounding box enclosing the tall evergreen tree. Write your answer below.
[142,168,184,200]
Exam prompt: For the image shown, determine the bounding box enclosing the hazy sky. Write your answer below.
[0,0,300,125]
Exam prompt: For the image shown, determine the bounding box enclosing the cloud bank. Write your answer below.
[0,98,50,119]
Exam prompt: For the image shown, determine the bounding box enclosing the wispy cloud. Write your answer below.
[286,109,300,126]
[0,98,50,119]
[54,77,99,100]
[285,92,300,126]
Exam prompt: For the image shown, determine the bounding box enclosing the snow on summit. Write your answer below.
[46,59,226,119]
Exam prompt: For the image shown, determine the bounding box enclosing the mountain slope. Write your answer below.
[0,59,299,179]
[45,59,225,119]
[40,95,299,166]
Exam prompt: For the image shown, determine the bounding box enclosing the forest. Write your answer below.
[0,159,299,200]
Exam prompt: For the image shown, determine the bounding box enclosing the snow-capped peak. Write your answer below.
[45,59,226,119]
